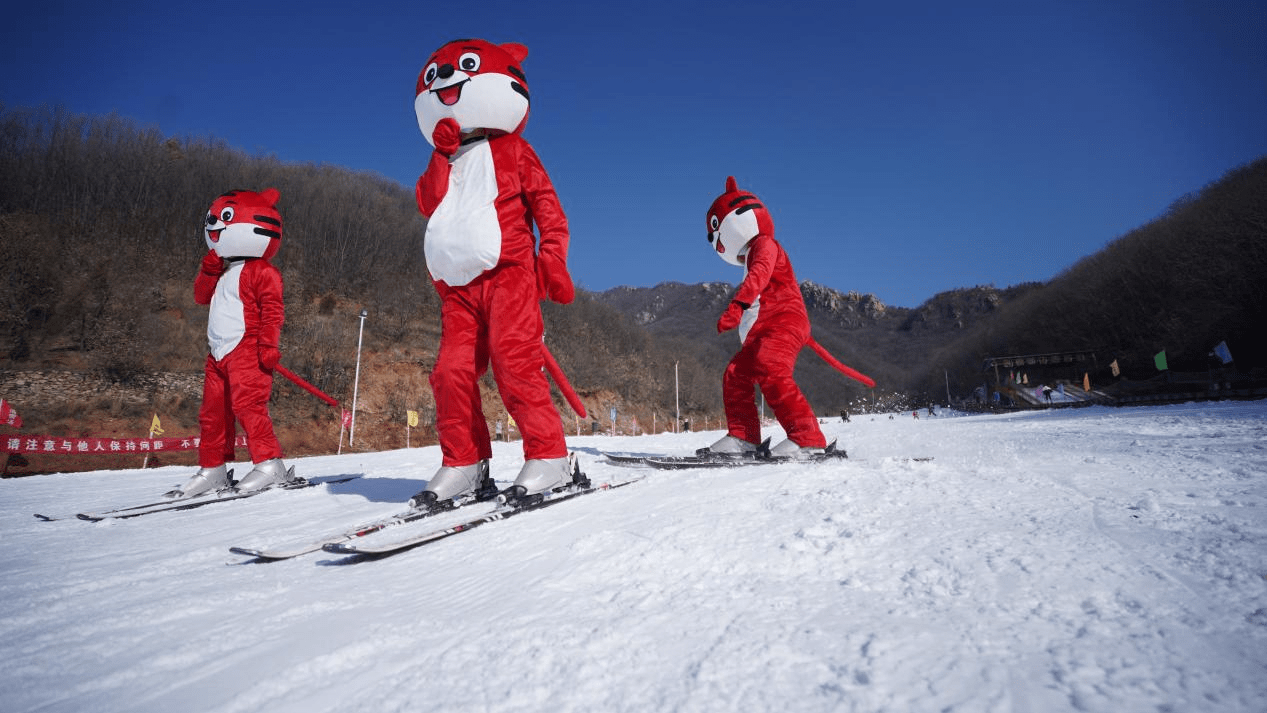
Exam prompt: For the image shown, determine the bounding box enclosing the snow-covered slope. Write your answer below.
[3,401,1265,712]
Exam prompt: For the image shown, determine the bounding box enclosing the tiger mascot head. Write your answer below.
[204,188,283,261]
[414,38,531,148]
[705,176,774,266]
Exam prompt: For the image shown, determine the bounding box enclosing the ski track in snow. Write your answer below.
[2,401,1265,712]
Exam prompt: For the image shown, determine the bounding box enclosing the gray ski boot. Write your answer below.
[166,464,233,498]
[408,460,493,510]
[697,434,758,456]
[496,454,581,506]
[234,458,295,492]
[769,438,825,459]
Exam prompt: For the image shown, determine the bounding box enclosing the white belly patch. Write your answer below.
[425,141,503,286]
[207,261,246,360]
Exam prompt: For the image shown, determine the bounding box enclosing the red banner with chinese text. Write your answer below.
[4,434,247,456]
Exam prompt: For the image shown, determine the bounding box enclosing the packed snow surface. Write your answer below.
[3,401,1266,713]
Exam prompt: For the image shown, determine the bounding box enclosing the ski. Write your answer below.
[36,493,201,522]
[642,447,848,469]
[601,438,775,467]
[322,476,644,558]
[640,452,933,469]
[229,491,503,561]
[608,438,846,469]
[598,451,661,465]
[72,473,362,521]
[33,469,238,521]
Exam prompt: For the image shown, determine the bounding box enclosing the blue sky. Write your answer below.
[3,0,1264,308]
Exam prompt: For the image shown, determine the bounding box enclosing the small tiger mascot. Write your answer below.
[172,188,294,498]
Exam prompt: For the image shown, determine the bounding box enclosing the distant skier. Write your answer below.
[700,176,875,458]
[171,188,293,498]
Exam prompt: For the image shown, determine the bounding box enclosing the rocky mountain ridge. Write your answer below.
[592,279,1033,408]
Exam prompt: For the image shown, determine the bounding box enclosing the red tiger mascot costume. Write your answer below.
[172,188,293,498]
[411,38,577,508]
[703,176,875,458]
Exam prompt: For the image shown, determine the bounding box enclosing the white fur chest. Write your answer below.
[207,261,246,360]
[424,141,503,285]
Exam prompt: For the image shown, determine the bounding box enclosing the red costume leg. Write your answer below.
[198,354,237,468]
[722,347,762,445]
[430,284,493,467]
[750,329,826,448]
[223,345,283,463]
[486,266,567,460]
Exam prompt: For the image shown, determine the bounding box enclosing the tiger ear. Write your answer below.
[725,176,738,193]
[260,188,280,206]
[501,42,529,63]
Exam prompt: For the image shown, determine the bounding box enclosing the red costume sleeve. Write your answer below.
[242,261,285,348]
[194,251,223,306]
[518,141,573,303]
[518,141,569,259]
[733,234,777,307]
[415,150,452,218]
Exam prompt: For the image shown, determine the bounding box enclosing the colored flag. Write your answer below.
[1110,360,1120,377]
[1083,373,1091,392]
[0,398,21,428]
[507,413,516,430]
[150,414,164,436]
[1212,341,1233,365]
[406,410,419,428]
[1154,350,1168,371]
[341,409,352,428]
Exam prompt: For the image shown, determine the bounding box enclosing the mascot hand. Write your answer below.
[716,300,748,333]
[200,250,225,277]
[432,118,462,157]
[537,251,575,304]
[258,344,281,371]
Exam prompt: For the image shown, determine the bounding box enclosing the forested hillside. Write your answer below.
[1,104,1263,473]
[0,105,721,465]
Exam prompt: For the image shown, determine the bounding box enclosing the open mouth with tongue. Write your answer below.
[432,80,468,106]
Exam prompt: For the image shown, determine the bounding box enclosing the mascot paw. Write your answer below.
[259,345,281,371]
[537,253,575,305]
[432,118,462,156]
[716,301,746,333]
[200,250,225,277]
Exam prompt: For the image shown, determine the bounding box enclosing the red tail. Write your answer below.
[807,338,876,388]
[541,345,588,419]
[274,364,341,409]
